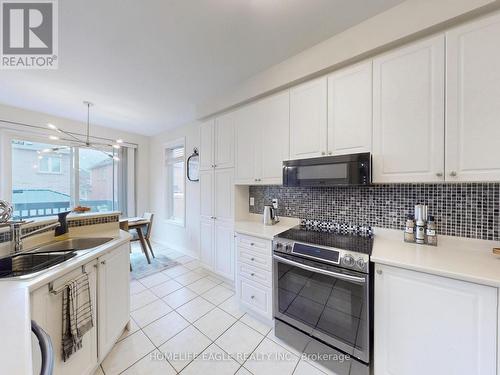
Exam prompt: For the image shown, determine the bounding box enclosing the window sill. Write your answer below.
[165,218,185,228]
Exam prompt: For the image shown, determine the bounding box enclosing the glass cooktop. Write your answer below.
[276,226,374,255]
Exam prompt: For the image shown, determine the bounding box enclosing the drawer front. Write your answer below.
[238,246,272,271]
[238,262,272,287]
[239,277,272,318]
[237,234,271,253]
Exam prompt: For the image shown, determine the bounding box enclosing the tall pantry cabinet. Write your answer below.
[199,115,235,281]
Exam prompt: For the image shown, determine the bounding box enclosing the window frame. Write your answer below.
[163,138,186,227]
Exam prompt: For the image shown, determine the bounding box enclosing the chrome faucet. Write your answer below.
[11,221,60,253]
[10,211,71,254]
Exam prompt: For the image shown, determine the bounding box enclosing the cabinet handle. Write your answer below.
[328,151,332,155]
[101,260,106,265]
[321,151,326,156]
[436,172,443,177]
[376,269,382,275]
[251,257,255,261]
[251,273,255,276]
[251,295,255,299]
[450,171,457,177]
[250,243,254,246]
[213,217,217,220]
[93,264,98,269]
[214,164,217,168]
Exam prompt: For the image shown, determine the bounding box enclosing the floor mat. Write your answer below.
[130,251,180,279]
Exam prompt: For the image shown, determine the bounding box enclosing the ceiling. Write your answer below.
[0,0,405,136]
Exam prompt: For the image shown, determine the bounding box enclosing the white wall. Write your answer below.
[197,0,500,118]
[149,121,200,257]
[0,103,150,215]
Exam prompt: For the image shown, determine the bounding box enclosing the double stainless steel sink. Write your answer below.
[0,237,113,279]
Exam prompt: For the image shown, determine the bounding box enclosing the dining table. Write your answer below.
[119,217,152,263]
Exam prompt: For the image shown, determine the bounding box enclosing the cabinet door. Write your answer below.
[375,264,497,375]
[235,103,259,184]
[199,169,214,220]
[259,91,290,184]
[214,168,233,223]
[372,35,445,183]
[215,112,235,169]
[98,243,130,360]
[446,13,500,181]
[214,222,234,281]
[199,119,215,171]
[290,77,328,160]
[200,218,214,269]
[31,262,98,375]
[328,61,372,155]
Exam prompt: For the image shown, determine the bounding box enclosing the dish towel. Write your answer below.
[61,273,94,361]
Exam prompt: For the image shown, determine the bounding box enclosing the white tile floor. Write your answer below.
[96,244,350,375]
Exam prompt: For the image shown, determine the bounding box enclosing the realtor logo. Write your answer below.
[1,0,58,69]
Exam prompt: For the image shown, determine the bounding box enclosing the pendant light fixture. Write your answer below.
[44,101,122,161]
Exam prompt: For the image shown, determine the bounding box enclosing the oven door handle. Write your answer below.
[273,254,366,284]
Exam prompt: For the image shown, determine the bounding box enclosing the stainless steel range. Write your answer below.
[273,223,373,372]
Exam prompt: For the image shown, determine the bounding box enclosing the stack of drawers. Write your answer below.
[236,233,273,320]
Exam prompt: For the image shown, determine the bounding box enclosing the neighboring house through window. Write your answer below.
[10,139,122,219]
[38,155,62,173]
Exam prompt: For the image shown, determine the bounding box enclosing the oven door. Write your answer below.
[273,253,370,363]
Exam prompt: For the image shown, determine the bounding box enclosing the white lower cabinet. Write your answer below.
[214,222,235,281]
[97,243,131,360]
[31,242,131,374]
[31,260,98,375]
[200,219,235,281]
[374,264,497,375]
[236,233,273,321]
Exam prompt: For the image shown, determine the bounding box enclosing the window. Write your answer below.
[79,148,117,213]
[12,140,71,219]
[38,155,62,173]
[11,139,123,220]
[165,142,185,225]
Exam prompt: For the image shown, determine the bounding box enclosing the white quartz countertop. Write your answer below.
[372,228,500,287]
[0,225,131,375]
[235,215,299,240]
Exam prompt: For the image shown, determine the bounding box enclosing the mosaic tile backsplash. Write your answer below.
[249,184,500,241]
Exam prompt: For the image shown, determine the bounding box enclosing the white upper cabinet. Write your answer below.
[214,168,234,223]
[290,77,328,159]
[327,61,372,156]
[235,102,260,184]
[258,91,290,184]
[199,169,214,221]
[375,264,497,375]
[235,91,289,185]
[199,119,215,171]
[215,112,235,169]
[372,35,445,183]
[446,13,500,182]
[200,115,235,171]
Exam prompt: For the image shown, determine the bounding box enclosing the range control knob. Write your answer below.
[356,258,366,270]
[285,243,293,253]
[342,254,355,267]
[275,242,283,250]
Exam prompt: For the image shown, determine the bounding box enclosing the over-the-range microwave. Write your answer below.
[282,152,371,187]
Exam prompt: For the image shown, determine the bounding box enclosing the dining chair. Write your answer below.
[142,212,155,258]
